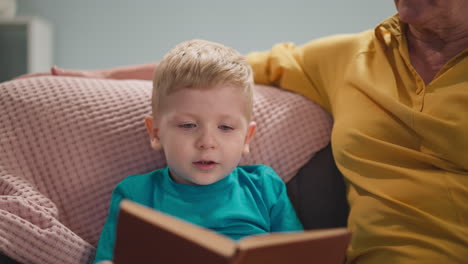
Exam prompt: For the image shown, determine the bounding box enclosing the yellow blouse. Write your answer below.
[247,14,468,264]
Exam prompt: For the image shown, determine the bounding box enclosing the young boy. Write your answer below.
[93,39,303,263]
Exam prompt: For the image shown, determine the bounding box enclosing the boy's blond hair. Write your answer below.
[152,39,254,120]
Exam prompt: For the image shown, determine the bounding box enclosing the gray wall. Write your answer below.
[17,0,396,69]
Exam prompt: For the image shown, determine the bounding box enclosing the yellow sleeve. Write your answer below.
[246,31,373,114]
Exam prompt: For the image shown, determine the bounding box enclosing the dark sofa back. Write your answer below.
[287,143,349,229]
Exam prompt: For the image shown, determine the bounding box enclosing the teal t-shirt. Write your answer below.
[93,164,303,263]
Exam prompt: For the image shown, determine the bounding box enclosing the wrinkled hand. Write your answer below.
[14,66,107,79]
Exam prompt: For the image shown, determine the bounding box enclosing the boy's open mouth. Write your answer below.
[194,161,216,165]
[193,160,218,170]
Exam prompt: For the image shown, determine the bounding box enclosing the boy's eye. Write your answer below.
[179,123,197,129]
[218,125,234,131]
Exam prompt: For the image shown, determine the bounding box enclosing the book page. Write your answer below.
[238,228,349,248]
[233,228,351,264]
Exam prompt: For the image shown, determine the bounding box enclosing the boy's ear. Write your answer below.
[144,115,162,150]
[242,121,257,155]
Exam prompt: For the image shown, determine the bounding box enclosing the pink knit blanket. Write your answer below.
[0,77,332,263]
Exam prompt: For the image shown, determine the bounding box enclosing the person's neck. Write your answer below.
[406,20,468,84]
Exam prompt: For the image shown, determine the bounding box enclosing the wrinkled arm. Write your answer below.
[95,63,157,80]
[15,63,157,80]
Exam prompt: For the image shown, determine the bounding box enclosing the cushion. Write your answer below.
[0,76,332,264]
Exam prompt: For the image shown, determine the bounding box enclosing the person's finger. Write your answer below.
[52,66,87,77]
[50,65,60,75]
[52,66,106,79]
[13,71,53,80]
[13,65,99,80]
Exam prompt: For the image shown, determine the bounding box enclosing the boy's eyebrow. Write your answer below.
[218,114,243,122]
[170,112,244,122]
[170,112,197,118]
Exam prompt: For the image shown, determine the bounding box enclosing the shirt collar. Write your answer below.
[377,14,404,38]
[373,14,413,67]
[373,14,406,49]
[374,13,468,58]
[161,167,236,197]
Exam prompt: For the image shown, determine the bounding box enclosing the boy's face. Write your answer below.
[145,83,256,185]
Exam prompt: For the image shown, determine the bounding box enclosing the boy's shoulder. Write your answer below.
[117,168,166,188]
[236,165,286,200]
[236,164,283,184]
[237,164,274,173]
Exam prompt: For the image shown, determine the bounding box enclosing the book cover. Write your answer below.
[113,200,351,264]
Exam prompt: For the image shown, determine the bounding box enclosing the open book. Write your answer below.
[113,200,351,264]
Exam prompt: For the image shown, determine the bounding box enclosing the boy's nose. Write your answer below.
[196,130,217,149]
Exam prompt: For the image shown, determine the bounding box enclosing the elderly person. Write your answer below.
[247,1,468,263]
[19,1,468,263]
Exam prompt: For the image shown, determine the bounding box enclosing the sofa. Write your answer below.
[0,76,348,264]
